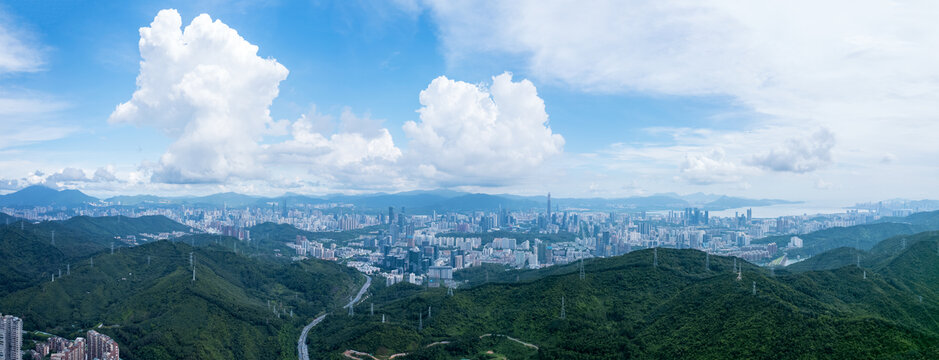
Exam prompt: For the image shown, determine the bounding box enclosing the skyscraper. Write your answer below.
[547,192,552,225]
[0,314,23,360]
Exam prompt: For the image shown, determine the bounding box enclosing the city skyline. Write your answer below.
[2,1,938,204]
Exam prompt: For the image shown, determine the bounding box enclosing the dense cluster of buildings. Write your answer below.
[289,197,904,286]
[3,192,915,287]
[31,330,119,360]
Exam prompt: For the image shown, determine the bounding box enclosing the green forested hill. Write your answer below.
[0,215,193,295]
[0,215,191,257]
[308,233,939,359]
[0,240,362,360]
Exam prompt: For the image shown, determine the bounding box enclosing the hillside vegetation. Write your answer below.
[308,233,939,359]
[0,240,362,360]
[0,215,192,296]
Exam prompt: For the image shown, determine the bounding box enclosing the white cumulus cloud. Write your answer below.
[679,148,743,185]
[404,72,564,185]
[265,108,403,187]
[109,9,288,184]
[748,128,835,173]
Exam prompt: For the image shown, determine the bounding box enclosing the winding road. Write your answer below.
[299,274,371,360]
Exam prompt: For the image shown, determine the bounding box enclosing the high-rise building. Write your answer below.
[0,314,23,360]
[547,192,552,225]
[87,330,119,360]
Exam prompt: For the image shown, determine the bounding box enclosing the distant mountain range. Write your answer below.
[2,185,797,212]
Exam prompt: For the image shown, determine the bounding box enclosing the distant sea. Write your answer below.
[708,201,856,219]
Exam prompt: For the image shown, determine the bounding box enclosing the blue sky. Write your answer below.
[1,1,937,204]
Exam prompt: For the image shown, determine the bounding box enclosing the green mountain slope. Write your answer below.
[0,240,362,360]
[0,215,191,296]
[308,235,939,359]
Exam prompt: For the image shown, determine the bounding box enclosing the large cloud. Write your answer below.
[109,9,288,184]
[404,73,564,185]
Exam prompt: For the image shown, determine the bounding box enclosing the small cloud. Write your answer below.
[44,167,89,183]
[815,179,834,190]
[748,128,835,173]
[92,167,119,182]
[880,153,896,164]
[679,148,743,185]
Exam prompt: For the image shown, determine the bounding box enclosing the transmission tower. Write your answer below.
[863,270,866,279]
[752,281,756,296]
[428,306,432,318]
[147,256,151,266]
[579,258,585,280]
[348,297,354,316]
[705,252,710,271]
[111,242,114,254]
[66,263,69,275]
[90,257,94,269]
[419,313,423,331]
[857,254,860,267]
[371,303,374,316]
[653,247,658,268]
[733,258,737,273]
[560,296,566,319]
[190,252,193,268]
[192,256,196,281]
[59,269,62,277]
[382,314,386,323]
[447,286,454,296]
[51,230,55,246]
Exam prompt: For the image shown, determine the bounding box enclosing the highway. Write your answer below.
[299,275,371,360]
